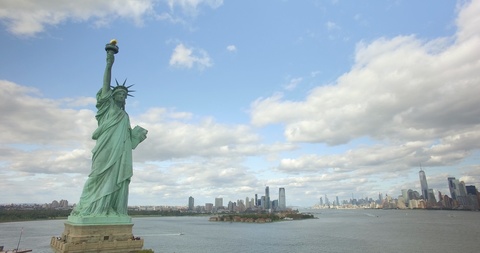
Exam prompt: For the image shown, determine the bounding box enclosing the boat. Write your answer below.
[0,246,32,253]
[0,228,32,253]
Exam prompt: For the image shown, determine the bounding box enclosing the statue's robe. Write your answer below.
[71,89,132,216]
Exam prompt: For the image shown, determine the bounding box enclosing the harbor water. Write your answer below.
[1,209,479,253]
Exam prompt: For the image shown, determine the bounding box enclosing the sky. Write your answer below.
[1,0,479,208]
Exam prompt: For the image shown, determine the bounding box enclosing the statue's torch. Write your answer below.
[105,39,119,54]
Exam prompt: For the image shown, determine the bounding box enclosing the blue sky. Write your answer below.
[1,0,479,207]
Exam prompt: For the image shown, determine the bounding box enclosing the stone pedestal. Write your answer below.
[51,217,143,253]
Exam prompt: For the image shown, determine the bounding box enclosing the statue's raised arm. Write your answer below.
[103,39,119,96]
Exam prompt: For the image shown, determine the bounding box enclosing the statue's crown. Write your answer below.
[112,79,135,97]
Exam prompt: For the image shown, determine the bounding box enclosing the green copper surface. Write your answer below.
[68,41,147,224]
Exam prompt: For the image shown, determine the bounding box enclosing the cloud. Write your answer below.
[0,80,296,205]
[127,156,261,205]
[226,45,237,52]
[167,0,223,15]
[133,109,296,161]
[455,0,480,43]
[2,0,479,207]
[243,1,480,203]
[0,80,292,171]
[0,80,96,146]
[284,77,302,91]
[250,1,480,147]
[169,43,212,69]
[0,0,157,36]
[326,21,340,31]
[277,135,480,175]
[0,0,225,36]
[0,80,96,174]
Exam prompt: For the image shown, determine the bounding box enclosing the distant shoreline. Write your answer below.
[0,209,209,223]
[1,208,477,223]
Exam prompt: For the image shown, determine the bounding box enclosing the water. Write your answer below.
[1,209,479,253]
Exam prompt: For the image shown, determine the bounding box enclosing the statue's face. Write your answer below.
[114,90,127,102]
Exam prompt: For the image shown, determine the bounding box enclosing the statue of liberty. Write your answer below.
[69,40,147,222]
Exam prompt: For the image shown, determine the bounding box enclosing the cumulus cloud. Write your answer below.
[128,156,260,205]
[246,0,480,202]
[133,109,296,162]
[167,0,223,15]
[0,80,96,146]
[0,80,294,204]
[226,45,237,52]
[251,1,480,147]
[326,21,340,30]
[0,0,156,36]
[0,80,96,174]
[2,0,479,207]
[284,77,302,91]
[0,0,224,36]
[277,135,480,175]
[169,43,212,69]
[0,81,289,166]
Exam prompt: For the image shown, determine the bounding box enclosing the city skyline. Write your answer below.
[1,1,480,207]
[187,186,287,212]
[0,167,478,209]
[164,172,477,209]
[5,171,478,211]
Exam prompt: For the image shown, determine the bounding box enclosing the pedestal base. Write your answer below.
[50,221,143,253]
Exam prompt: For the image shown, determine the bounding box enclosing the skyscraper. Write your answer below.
[265,186,271,209]
[272,200,278,210]
[278,187,286,211]
[427,189,437,203]
[419,169,429,200]
[448,177,470,206]
[215,197,223,208]
[188,196,194,211]
[401,189,409,206]
[466,185,478,195]
[448,177,460,200]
